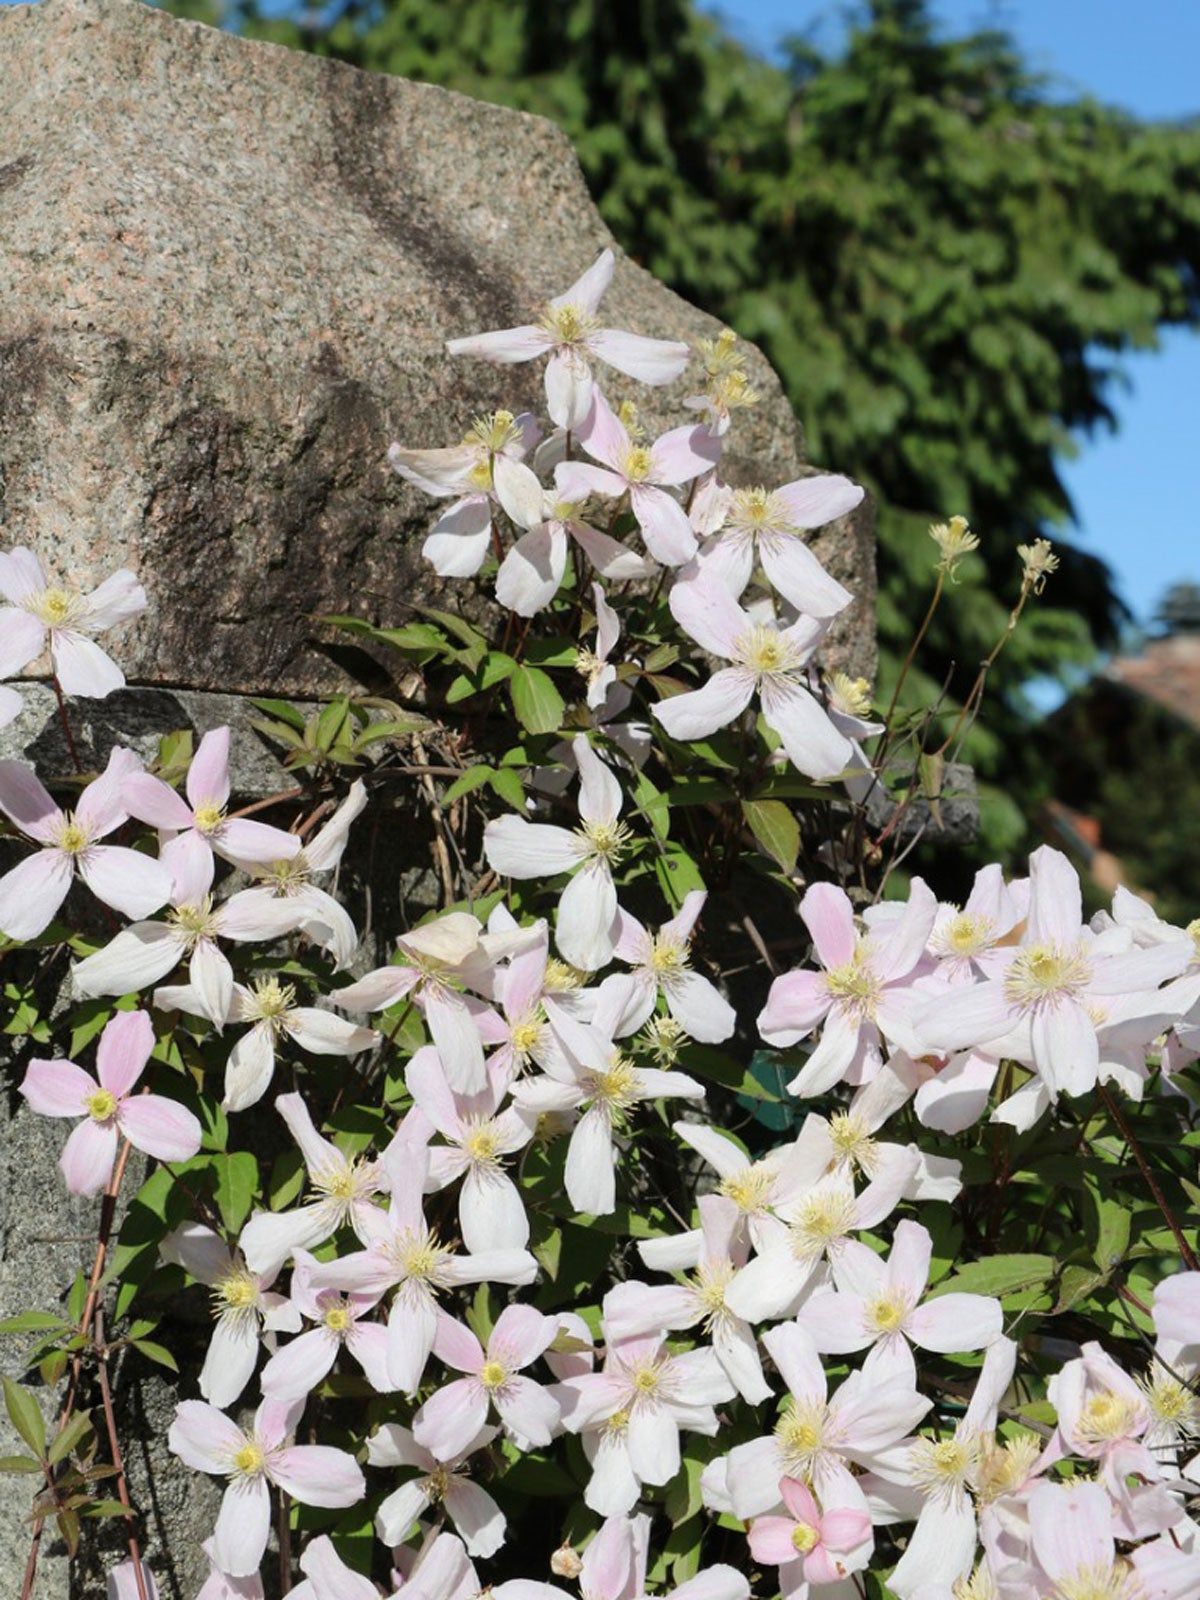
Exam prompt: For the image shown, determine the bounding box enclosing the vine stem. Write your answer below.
[1098,1083,1199,1270]
[51,674,84,774]
[94,1306,150,1600]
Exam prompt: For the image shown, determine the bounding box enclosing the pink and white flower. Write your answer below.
[123,727,299,893]
[160,1222,300,1407]
[260,1248,391,1399]
[304,1141,537,1393]
[696,476,860,619]
[0,749,171,940]
[445,249,689,430]
[492,466,654,617]
[796,1219,1002,1384]
[577,584,623,710]
[512,992,705,1216]
[599,888,735,1043]
[239,1092,386,1276]
[167,1396,364,1578]
[368,1423,505,1558]
[556,390,720,566]
[653,578,853,779]
[20,1010,201,1197]
[406,1046,536,1251]
[413,1306,560,1459]
[332,911,494,1093]
[388,410,538,578]
[918,846,1191,1098]
[747,1476,871,1591]
[484,736,628,972]
[757,877,937,1095]
[284,1535,375,1600]
[0,548,146,697]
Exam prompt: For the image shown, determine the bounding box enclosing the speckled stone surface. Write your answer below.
[0,0,874,698]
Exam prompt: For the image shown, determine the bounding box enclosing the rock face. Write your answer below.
[0,0,875,701]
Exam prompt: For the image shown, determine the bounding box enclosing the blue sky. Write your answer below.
[706,0,1200,629]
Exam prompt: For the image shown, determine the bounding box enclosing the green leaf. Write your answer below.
[1083,1175,1132,1271]
[741,798,800,872]
[3,1378,46,1459]
[0,1312,70,1335]
[47,1413,93,1467]
[509,666,565,735]
[488,768,527,811]
[0,1455,42,1474]
[930,1253,1056,1301]
[633,772,670,839]
[212,1151,259,1233]
[442,765,493,805]
[654,844,706,909]
[314,696,352,752]
[131,1339,179,1373]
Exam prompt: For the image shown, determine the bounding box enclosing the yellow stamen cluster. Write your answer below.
[465,410,520,455]
[908,1431,980,1502]
[694,1261,734,1330]
[629,1359,665,1400]
[543,958,584,992]
[736,623,793,677]
[616,400,645,441]
[1076,1390,1141,1446]
[935,911,996,960]
[953,1567,999,1600]
[579,819,633,865]
[789,1190,858,1259]
[824,946,881,1018]
[929,515,979,579]
[28,585,85,627]
[696,331,759,417]
[323,1304,351,1334]
[540,303,599,348]
[864,1291,910,1336]
[170,897,219,948]
[575,647,605,686]
[728,486,789,536]
[827,1111,877,1174]
[974,1432,1042,1504]
[249,976,296,1024]
[392,1228,449,1284]
[463,1120,503,1167]
[85,1088,119,1122]
[1139,1369,1199,1435]
[647,934,689,980]
[790,1522,819,1554]
[826,673,873,719]
[309,1154,375,1206]
[1004,943,1092,1011]
[636,1014,689,1067]
[212,1266,260,1319]
[1052,1563,1139,1600]
[590,1055,638,1116]
[509,1009,546,1062]
[1017,537,1059,595]
[622,445,654,483]
[719,1163,774,1215]
[775,1399,828,1475]
[480,1359,508,1391]
[192,802,225,835]
[261,855,311,894]
[232,1440,266,1477]
[55,814,90,856]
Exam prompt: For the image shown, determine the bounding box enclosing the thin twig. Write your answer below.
[94,1306,149,1600]
[1098,1084,1199,1270]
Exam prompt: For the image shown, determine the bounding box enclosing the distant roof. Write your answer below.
[1106,633,1200,729]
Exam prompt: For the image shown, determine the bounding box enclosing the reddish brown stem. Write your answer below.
[51,674,84,774]
[94,1306,149,1600]
[1099,1083,1199,1270]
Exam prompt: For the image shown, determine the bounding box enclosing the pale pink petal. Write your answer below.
[160,1222,232,1286]
[758,968,832,1044]
[905,1293,1001,1353]
[0,685,22,728]
[668,576,748,658]
[0,848,73,939]
[495,524,569,616]
[652,668,755,742]
[414,1378,490,1460]
[446,325,552,363]
[0,548,47,605]
[557,862,618,973]
[216,817,300,865]
[590,328,690,386]
[460,1168,528,1253]
[553,248,615,314]
[626,1405,679,1484]
[630,484,696,565]
[123,772,195,830]
[78,846,172,920]
[423,496,493,578]
[0,608,44,677]
[95,1010,154,1097]
[260,1326,338,1400]
[663,968,735,1043]
[79,569,146,631]
[555,461,628,501]
[388,442,477,497]
[564,1105,617,1214]
[913,1051,998,1134]
[186,727,232,811]
[577,387,630,473]
[298,1535,378,1600]
[20,1058,95,1118]
[168,1400,243,1473]
[200,1313,262,1408]
[60,1117,119,1196]
[270,1443,364,1507]
[780,1476,821,1525]
[545,349,595,431]
[1026,845,1083,946]
[189,939,235,1029]
[332,965,417,1013]
[775,474,865,529]
[389,1293,439,1394]
[759,532,853,619]
[485,817,584,878]
[759,677,852,780]
[212,1476,271,1578]
[118,1094,202,1163]
[885,1220,933,1299]
[443,1478,506,1559]
[71,923,185,999]
[0,759,61,840]
[1028,1479,1114,1581]
[570,522,656,581]
[648,424,721,487]
[1031,1000,1098,1096]
[51,631,124,696]
[161,830,215,904]
[574,734,622,826]
[763,1323,827,1400]
[747,1516,800,1566]
[917,980,1012,1054]
[496,1375,559,1447]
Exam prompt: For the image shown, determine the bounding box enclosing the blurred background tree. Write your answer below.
[166,0,1200,882]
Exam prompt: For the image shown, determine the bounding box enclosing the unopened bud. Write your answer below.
[551,1545,583,1580]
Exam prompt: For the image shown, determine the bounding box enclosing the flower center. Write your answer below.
[622,445,654,483]
[169,898,219,949]
[310,1155,375,1206]
[789,1190,858,1258]
[480,1359,508,1391]
[541,302,599,347]
[1076,1390,1140,1445]
[637,1014,687,1066]
[827,672,873,718]
[213,1267,260,1315]
[29,585,83,627]
[827,1111,876,1173]
[648,934,688,978]
[578,819,632,865]
[729,486,786,533]
[509,1010,545,1060]
[908,1432,979,1500]
[719,1164,773,1214]
[974,1433,1041,1504]
[465,409,520,455]
[790,1521,820,1554]
[629,1360,665,1399]
[695,1262,733,1327]
[323,1304,351,1333]
[937,911,995,958]
[1004,942,1092,1010]
[736,623,793,676]
[232,1440,266,1478]
[775,1400,828,1473]
[463,1120,502,1166]
[575,647,605,686]
[1051,1565,1139,1600]
[393,1229,448,1284]
[824,946,880,1016]
[543,958,584,992]
[425,1466,450,1501]
[192,802,225,836]
[865,1292,910,1335]
[590,1055,637,1115]
[250,977,296,1022]
[55,814,90,856]
[84,1088,119,1122]
[1141,1371,1199,1431]
[263,855,310,892]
